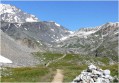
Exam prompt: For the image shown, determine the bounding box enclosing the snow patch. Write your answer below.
[68,31,74,34]
[55,22,60,27]
[26,17,38,22]
[24,28,27,30]
[0,4,17,14]
[37,41,40,43]
[95,35,99,37]
[60,36,68,41]
[51,29,55,31]
[14,16,18,22]
[76,31,96,36]
[114,31,118,35]
[57,45,62,47]
[58,30,96,42]
[14,24,19,28]
[0,55,12,64]
[37,41,42,45]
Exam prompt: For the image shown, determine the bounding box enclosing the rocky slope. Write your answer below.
[0,21,71,48]
[0,30,40,67]
[0,3,118,67]
[57,22,118,61]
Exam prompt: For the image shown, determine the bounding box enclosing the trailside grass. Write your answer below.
[1,52,118,82]
[1,66,54,82]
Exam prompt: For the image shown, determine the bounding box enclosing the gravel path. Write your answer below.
[51,69,64,83]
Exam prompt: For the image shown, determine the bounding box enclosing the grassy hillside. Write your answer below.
[1,52,118,82]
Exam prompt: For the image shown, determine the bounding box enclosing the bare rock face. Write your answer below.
[72,64,114,83]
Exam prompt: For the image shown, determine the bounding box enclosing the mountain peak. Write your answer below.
[0,4,23,15]
[0,3,39,23]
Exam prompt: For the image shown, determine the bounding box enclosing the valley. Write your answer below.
[0,3,118,82]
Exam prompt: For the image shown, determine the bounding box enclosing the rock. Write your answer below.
[74,76,80,81]
[92,69,102,75]
[72,64,113,83]
[88,64,97,70]
[96,77,103,83]
[103,70,110,75]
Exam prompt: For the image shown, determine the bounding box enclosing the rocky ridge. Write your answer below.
[57,22,118,61]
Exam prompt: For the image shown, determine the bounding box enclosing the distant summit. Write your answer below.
[0,4,39,23]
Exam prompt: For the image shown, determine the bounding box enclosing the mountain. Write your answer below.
[0,3,118,67]
[0,4,39,23]
[1,21,71,48]
[57,22,118,62]
[0,30,40,67]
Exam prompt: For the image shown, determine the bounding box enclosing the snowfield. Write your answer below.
[0,55,12,64]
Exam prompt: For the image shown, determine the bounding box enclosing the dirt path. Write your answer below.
[46,54,66,67]
[51,69,64,83]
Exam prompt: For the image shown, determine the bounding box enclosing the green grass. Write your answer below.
[1,67,53,82]
[1,52,118,82]
[63,65,87,82]
[34,52,64,64]
[100,64,118,77]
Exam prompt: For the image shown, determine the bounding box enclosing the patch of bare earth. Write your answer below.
[51,69,64,83]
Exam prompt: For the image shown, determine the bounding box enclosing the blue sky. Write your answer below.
[1,1,118,31]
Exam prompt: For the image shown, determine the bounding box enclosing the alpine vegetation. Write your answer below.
[0,3,118,82]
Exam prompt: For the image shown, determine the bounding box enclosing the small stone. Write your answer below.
[88,64,97,70]
[74,76,80,81]
[103,70,110,75]
[92,69,102,76]
[96,77,103,83]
